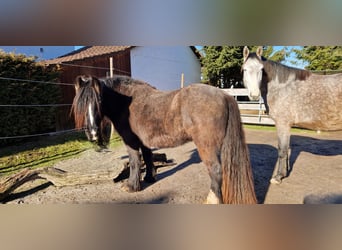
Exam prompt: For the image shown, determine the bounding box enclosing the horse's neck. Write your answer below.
[263,60,310,85]
[113,82,157,98]
[261,61,312,109]
[102,84,131,114]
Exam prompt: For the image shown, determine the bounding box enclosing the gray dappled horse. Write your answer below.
[242,46,342,184]
[72,75,256,204]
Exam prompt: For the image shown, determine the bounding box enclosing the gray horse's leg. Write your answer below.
[141,145,156,183]
[123,145,142,192]
[271,124,291,184]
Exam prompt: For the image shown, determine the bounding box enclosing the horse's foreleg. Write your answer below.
[123,145,142,192]
[141,146,156,183]
[271,125,290,184]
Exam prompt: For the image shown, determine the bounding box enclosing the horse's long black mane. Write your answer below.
[249,53,311,83]
[71,81,101,129]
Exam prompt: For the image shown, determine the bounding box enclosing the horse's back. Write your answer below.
[270,73,342,131]
[303,73,342,130]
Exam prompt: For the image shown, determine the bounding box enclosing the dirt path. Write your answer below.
[5,128,342,204]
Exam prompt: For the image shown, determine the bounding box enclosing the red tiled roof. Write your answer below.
[44,46,132,64]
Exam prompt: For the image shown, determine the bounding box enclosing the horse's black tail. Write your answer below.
[221,95,257,204]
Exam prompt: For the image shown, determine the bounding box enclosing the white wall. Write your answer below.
[130,46,201,91]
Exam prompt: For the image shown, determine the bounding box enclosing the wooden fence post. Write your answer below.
[109,57,115,140]
[181,73,184,88]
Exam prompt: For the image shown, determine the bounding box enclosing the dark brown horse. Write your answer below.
[71,75,256,204]
[242,46,342,184]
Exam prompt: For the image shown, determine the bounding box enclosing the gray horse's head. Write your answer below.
[242,46,264,101]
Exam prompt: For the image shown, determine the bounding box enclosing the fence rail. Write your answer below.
[222,88,275,125]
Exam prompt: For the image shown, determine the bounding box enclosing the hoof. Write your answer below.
[144,176,156,184]
[121,182,140,192]
[204,190,221,204]
[270,176,282,184]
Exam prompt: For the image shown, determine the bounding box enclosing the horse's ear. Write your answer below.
[256,46,263,58]
[75,75,92,91]
[243,46,249,61]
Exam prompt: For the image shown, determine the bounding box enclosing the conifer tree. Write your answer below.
[293,46,342,71]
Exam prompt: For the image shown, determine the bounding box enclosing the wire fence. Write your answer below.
[0,104,71,107]
[0,75,76,141]
[58,62,131,75]
[0,128,83,140]
[0,76,73,86]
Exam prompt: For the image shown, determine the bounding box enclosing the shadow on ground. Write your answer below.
[303,193,342,204]
[249,134,342,204]
[288,135,342,176]
[248,144,278,203]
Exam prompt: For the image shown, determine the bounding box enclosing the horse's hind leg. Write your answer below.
[123,145,142,192]
[196,147,223,204]
[271,124,290,184]
[141,146,156,183]
[206,165,223,204]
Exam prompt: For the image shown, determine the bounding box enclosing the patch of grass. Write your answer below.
[243,124,277,132]
[243,124,319,134]
[0,132,123,176]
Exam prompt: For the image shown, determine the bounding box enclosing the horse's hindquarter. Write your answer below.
[268,74,342,131]
[178,85,228,145]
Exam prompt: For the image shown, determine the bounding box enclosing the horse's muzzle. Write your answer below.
[89,135,98,142]
[85,129,98,142]
[248,94,260,101]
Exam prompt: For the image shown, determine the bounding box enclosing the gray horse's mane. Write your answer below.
[262,56,311,82]
[249,53,311,83]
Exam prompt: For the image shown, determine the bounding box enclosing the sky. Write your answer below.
[0,46,76,60]
[273,46,307,68]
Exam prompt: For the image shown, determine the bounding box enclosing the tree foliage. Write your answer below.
[0,50,61,146]
[293,46,342,71]
[201,46,287,88]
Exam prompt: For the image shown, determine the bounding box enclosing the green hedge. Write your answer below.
[0,51,61,146]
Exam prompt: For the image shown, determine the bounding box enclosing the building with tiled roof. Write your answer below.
[44,46,132,64]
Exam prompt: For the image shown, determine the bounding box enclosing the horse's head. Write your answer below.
[72,75,103,142]
[242,46,264,101]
